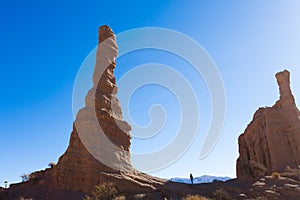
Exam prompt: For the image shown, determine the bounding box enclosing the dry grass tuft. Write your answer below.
[213,188,231,200]
[182,195,211,200]
[84,182,119,200]
[271,172,281,178]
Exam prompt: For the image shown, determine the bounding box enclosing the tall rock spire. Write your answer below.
[1,25,164,200]
[48,25,162,197]
[47,24,134,193]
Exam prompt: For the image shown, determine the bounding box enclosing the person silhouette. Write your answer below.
[190,173,193,184]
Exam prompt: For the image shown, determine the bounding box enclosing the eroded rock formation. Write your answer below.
[237,70,300,178]
[1,27,300,200]
[1,25,164,200]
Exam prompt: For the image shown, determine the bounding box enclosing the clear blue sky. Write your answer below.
[1,0,300,187]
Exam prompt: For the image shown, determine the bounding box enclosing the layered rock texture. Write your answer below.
[0,25,163,200]
[47,25,164,195]
[237,70,300,178]
[2,26,300,200]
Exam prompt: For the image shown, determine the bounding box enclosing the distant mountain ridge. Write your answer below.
[170,175,231,184]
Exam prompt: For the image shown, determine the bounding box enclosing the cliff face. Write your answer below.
[237,70,300,178]
[1,25,163,200]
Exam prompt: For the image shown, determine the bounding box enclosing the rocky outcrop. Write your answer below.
[47,25,165,196]
[1,28,300,200]
[0,25,164,200]
[237,70,300,178]
[48,25,133,193]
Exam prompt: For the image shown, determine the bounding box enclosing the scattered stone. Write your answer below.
[253,181,266,187]
[283,183,299,189]
[238,193,247,198]
[264,189,279,196]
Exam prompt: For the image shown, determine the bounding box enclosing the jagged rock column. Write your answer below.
[49,25,134,192]
[0,25,164,200]
[237,70,300,178]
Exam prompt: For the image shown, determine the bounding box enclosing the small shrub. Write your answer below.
[271,172,281,178]
[21,174,30,182]
[133,194,148,199]
[248,160,268,177]
[113,195,126,200]
[84,182,118,200]
[182,195,211,200]
[213,189,231,200]
[286,166,292,173]
[160,188,169,199]
[48,162,56,168]
[212,179,221,183]
[29,172,41,181]
[254,197,268,200]
[281,166,300,181]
